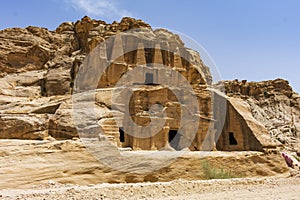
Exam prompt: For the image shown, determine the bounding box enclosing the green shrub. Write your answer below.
[201,160,241,179]
[293,155,300,162]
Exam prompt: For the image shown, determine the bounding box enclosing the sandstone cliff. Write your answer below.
[0,16,298,153]
[0,16,211,141]
[219,79,300,152]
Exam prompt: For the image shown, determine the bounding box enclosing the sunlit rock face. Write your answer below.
[1,16,297,153]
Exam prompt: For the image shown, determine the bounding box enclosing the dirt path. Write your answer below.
[1,177,299,199]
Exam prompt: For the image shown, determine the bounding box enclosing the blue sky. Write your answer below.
[1,0,299,92]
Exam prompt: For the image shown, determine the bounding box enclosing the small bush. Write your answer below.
[264,91,269,98]
[201,160,241,180]
[293,155,300,162]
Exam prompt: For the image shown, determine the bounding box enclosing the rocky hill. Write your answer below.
[219,79,300,152]
[0,16,299,154]
[0,16,210,140]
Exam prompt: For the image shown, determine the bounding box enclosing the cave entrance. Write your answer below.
[119,128,125,143]
[229,132,238,145]
[145,72,154,85]
[168,130,181,150]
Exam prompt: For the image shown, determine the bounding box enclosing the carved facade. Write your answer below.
[0,16,282,152]
[90,32,277,152]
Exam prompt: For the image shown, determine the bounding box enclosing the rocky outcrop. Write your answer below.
[0,16,297,154]
[222,79,293,99]
[220,79,300,152]
[0,26,77,75]
[72,16,151,53]
[0,16,212,142]
[0,114,49,139]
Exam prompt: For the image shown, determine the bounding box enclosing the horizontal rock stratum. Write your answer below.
[0,16,299,153]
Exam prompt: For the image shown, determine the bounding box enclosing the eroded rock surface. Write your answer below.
[0,16,212,143]
[0,16,298,154]
[220,79,300,152]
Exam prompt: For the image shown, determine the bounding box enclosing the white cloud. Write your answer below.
[66,0,132,20]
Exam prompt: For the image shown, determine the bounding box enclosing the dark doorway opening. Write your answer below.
[119,128,125,142]
[229,132,237,145]
[145,72,154,85]
[168,130,180,150]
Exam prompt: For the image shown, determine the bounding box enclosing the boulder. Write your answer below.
[0,114,49,140]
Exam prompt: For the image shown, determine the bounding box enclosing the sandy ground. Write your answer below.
[0,139,297,199]
[0,177,299,199]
